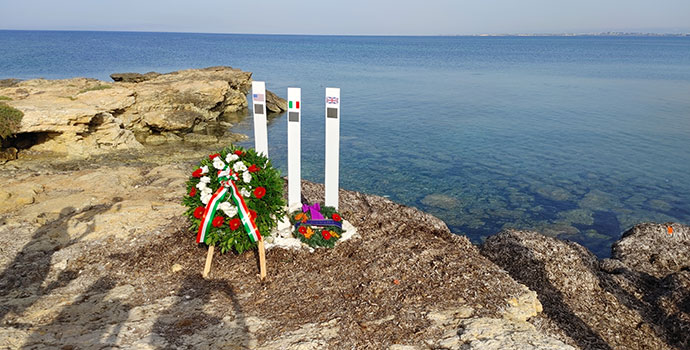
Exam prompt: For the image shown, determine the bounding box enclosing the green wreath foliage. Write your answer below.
[290,203,344,248]
[182,145,286,254]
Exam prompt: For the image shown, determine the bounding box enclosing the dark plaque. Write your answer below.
[327,107,338,119]
[254,104,264,115]
[289,111,299,122]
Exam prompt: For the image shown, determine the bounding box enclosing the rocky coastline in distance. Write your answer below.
[0,67,688,349]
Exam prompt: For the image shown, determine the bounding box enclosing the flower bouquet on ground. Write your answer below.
[290,202,345,248]
[182,146,286,254]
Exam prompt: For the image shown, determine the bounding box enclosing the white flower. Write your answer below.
[240,187,251,198]
[213,158,226,170]
[196,181,207,190]
[200,176,211,184]
[201,187,213,196]
[200,165,209,174]
[200,193,212,205]
[242,171,252,183]
[233,161,247,172]
[219,202,238,217]
[225,154,239,163]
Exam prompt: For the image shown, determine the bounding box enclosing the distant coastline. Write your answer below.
[472,32,690,37]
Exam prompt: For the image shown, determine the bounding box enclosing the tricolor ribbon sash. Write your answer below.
[196,167,262,244]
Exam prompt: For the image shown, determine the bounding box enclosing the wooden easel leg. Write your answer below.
[203,245,214,278]
[258,239,267,280]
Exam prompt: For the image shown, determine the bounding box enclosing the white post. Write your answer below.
[287,87,301,209]
[251,81,268,157]
[324,88,340,209]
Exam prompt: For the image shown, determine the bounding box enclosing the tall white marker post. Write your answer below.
[287,88,301,209]
[324,88,340,209]
[251,81,269,157]
[251,81,268,280]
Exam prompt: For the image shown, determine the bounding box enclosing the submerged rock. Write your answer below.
[421,193,461,210]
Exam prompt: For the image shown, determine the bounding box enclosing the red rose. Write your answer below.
[234,150,243,156]
[248,164,260,173]
[254,187,266,199]
[193,206,205,219]
[298,226,307,235]
[322,230,331,240]
[332,213,341,222]
[192,168,203,178]
[249,209,257,220]
[209,153,220,160]
[229,218,241,230]
[212,216,224,227]
[189,187,197,197]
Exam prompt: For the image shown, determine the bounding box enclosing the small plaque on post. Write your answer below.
[254,104,265,115]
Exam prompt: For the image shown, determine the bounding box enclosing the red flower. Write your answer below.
[209,153,221,160]
[249,209,258,220]
[254,187,266,199]
[192,168,203,178]
[332,213,342,222]
[189,187,197,197]
[229,218,241,230]
[193,206,205,219]
[234,150,243,156]
[248,164,260,173]
[322,230,331,240]
[212,216,224,227]
[298,226,307,235]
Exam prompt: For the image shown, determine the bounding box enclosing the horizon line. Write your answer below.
[1,28,689,37]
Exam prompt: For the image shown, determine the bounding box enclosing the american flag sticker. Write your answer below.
[253,93,265,101]
[327,96,339,104]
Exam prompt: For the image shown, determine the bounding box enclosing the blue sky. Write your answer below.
[1,0,689,35]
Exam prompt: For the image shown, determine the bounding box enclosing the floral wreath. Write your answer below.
[290,202,345,248]
[183,146,285,254]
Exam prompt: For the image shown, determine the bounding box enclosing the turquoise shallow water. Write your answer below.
[2,31,689,256]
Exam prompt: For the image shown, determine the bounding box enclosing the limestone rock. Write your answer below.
[612,222,690,278]
[265,89,287,113]
[501,286,542,322]
[110,72,161,83]
[0,67,253,157]
[481,229,688,350]
[0,147,18,161]
[183,133,218,144]
[457,317,576,350]
[0,78,21,87]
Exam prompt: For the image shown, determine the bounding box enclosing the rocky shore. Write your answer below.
[0,67,286,160]
[0,69,688,349]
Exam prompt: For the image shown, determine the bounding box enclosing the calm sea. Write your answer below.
[2,30,689,256]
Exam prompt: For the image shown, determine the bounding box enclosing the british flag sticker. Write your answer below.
[326,96,339,104]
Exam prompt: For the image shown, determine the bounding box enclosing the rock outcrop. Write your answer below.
[0,67,288,157]
[481,227,690,350]
[265,89,288,113]
[0,151,567,349]
[110,72,161,83]
[611,222,689,278]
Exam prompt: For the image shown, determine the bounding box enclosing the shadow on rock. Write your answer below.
[152,274,250,349]
[481,231,613,350]
[20,277,132,349]
[0,200,119,321]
